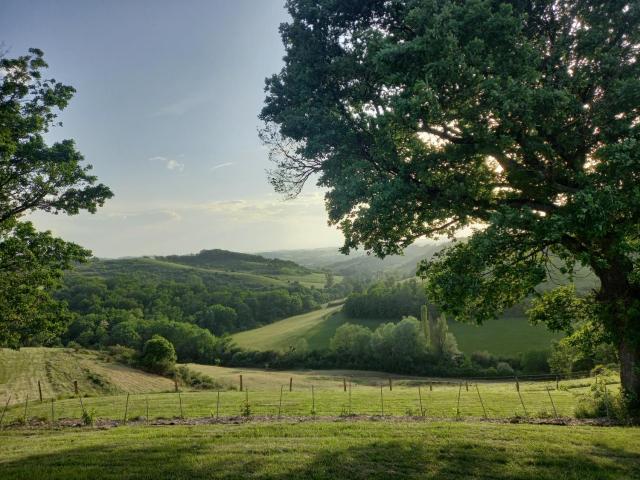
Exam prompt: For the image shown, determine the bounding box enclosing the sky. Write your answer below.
[1,0,344,257]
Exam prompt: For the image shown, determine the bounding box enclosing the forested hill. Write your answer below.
[159,249,312,276]
[54,251,352,357]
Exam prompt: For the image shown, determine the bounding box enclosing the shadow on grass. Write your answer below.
[0,433,638,479]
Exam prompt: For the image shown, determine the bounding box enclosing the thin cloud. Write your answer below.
[210,162,235,171]
[149,156,185,172]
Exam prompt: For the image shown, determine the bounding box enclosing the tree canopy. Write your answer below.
[261,0,640,407]
[0,49,113,347]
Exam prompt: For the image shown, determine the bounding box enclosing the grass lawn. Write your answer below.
[1,420,639,479]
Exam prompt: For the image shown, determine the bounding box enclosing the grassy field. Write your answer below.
[1,359,619,423]
[232,305,344,351]
[0,348,174,406]
[1,421,639,479]
[232,305,561,356]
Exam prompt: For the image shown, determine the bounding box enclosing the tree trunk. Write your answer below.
[594,258,640,411]
[619,336,640,409]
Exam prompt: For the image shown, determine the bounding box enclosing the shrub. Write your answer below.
[175,365,222,390]
[140,335,177,374]
[82,408,96,426]
[496,362,515,376]
[575,382,630,420]
[471,350,496,368]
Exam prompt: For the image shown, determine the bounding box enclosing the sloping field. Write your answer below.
[0,348,174,406]
[231,306,561,355]
[232,305,344,351]
[2,421,639,479]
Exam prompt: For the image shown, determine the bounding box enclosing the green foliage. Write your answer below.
[0,49,112,348]
[140,335,177,375]
[574,381,629,421]
[344,280,426,320]
[261,0,640,402]
[330,323,372,366]
[81,407,96,426]
[520,350,551,374]
[527,285,593,333]
[174,365,222,390]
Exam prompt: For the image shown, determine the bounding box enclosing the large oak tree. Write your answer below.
[260,0,640,407]
[0,49,112,347]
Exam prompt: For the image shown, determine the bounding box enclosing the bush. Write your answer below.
[471,350,495,368]
[174,365,222,390]
[575,381,630,421]
[140,335,176,374]
[496,362,515,376]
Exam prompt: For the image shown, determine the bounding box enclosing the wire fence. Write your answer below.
[0,371,620,428]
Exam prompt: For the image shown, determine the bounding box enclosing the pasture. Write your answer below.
[1,421,639,479]
[231,306,561,356]
[0,359,619,423]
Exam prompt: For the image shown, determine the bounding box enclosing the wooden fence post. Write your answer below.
[517,388,528,417]
[278,385,283,417]
[123,393,130,423]
[388,378,392,391]
[289,377,293,392]
[380,385,384,416]
[74,380,79,396]
[78,394,86,416]
[429,381,433,392]
[174,378,179,393]
[475,384,487,419]
[216,391,221,419]
[311,385,315,415]
[239,375,243,392]
[0,394,11,429]
[343,378,347,392]
[515,376,520,392]
[546,387,558,418]
[38,380,43,403]
[465,381,469,392]
[456,383,462,419]
[418,386,425,417]
[556,375,559,390]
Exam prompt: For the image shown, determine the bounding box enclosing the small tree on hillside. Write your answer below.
[140,335,177,375]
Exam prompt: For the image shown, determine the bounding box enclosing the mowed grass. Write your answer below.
[0,348,174,406]
[232,306,561,355]
[232,305,344,351]
[1,421,639,480]
[0,363,618,422]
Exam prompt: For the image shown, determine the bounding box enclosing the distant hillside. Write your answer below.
[159,249,312,276]
[261,242,447,277]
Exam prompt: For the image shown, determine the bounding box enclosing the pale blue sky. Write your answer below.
[1,0,342,257]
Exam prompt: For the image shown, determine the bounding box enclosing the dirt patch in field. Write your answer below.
[1,414,628,431]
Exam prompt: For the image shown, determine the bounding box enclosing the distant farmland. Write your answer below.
[231,305,561,356]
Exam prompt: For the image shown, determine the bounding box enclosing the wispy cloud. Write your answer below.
[149,156,185,172]
[153,92,214,116]
[210,162,235,171]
